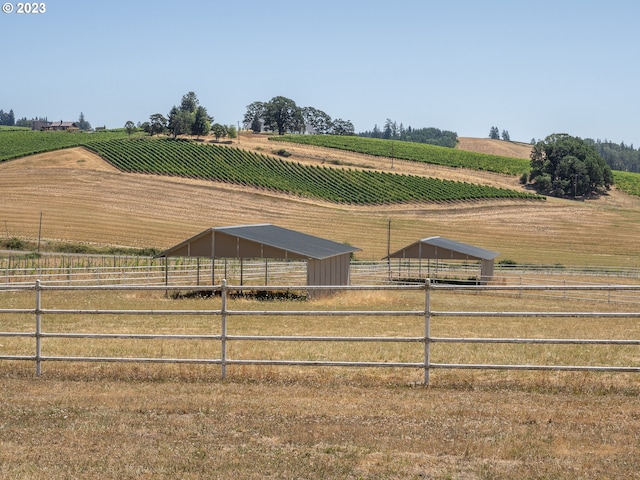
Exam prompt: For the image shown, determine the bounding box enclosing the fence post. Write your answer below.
[220,279,227,380]
[424,279,431,385]
[35,279,42,377]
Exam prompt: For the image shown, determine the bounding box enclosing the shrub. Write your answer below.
[4,237,26,250]
[275,148,292,157]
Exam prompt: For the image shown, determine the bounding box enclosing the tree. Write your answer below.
[243,101,266,132]
[263,96,303,135]
[148,113,167,136]
[250,116,262,134]
[302,107,332,134]
[501,130,510,141]
[167,106,192,137]
[211,123,227,142]
[226,124,237,140]
[245,97,353,136]
[192,106,211,139]
[139,121,151,134]
[529,133,613,198]
[0,109,15,126]
[330,119,355,136]
[165,92,212,138]
[383,118,397,139]
[124,120,136,136]
[180,91,199,114]
[489,126,499,139]
[78,112,91,131]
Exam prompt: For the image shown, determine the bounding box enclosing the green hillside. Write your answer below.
[0,129,136,162]
[272,134,531,175]
[273,134,640,197]
[613,171,640,196]
[85,137,543,205]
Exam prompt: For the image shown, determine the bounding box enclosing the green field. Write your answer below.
[3,129,639,199]
[84,137,542,204]
[613,170,640,196]
[274,134,640,197]
[272,134,532,175]
[0,129,137,162]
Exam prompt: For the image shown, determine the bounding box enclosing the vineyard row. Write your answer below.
[85,138,543,205]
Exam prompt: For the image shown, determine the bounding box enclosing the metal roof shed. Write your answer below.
[156,224,360,296]
[385,236,499,283]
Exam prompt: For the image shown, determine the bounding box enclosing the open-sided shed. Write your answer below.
[156,224,360,295]
[385,236,499,283]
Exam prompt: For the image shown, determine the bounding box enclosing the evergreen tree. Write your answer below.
[78,112,91,131]
[192,106,211,138]
[0,109,15,126]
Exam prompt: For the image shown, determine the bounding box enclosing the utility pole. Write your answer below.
[37,212,43,253]
[387,218,391,280]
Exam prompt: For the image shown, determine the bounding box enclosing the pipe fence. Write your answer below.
[0,280,639,384]
[2,256,639,288]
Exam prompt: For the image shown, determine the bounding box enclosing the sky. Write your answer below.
[3,0,640,145]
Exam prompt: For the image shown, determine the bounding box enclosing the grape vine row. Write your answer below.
[86,137,543,205]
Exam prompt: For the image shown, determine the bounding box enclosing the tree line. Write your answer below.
[0,109,15,126]
[489,126,510,141]
[243,96,354,136]
[584,139,640,173]
[134,92,237,142]
[359,119,458,148]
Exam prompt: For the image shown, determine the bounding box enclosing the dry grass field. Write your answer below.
[2,285,640,479]
[1,134,640,478]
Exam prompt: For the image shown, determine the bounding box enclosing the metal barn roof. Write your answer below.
[157,224,360,260]
[386,236,499,261]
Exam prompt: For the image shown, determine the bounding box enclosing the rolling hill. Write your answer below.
[1,132,639,267]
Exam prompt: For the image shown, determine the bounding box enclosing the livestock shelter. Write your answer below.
[156,224,360,297]
[385,236,499,284]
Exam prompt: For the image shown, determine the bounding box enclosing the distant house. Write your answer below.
[42,121,79,131]
[31,120,50,131]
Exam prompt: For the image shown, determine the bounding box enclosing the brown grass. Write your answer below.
[2,286,640,478]
[1,135,640,478]
[2,373,639,479]
[457,137,533,159]
[1,134,639,267]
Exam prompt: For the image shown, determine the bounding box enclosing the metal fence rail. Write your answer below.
[0,280,639,384]
[2,255,640,286]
